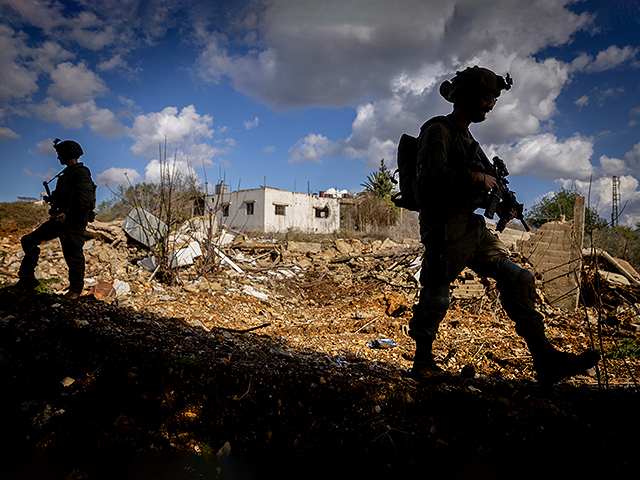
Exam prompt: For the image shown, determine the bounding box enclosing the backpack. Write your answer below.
[72,164,97,223]
[391,116,455,212]
[391,133,420,211]
[88,177,97,223]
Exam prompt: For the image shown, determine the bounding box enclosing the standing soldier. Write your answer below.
[16,139,95,299]
[409,66,599,383]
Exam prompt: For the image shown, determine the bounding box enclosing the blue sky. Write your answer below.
[1,0,639,227]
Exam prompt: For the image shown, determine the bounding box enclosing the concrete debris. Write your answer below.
[1,219,639,334]
[169,241,202,268]
[121,209,167,248]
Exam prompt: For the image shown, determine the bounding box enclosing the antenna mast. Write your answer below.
[611,175,620,226]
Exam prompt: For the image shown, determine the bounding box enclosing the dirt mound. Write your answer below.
[1,283,639,479]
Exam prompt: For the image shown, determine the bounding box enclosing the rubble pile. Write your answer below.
[1,217,639,380]
[1,217,640,478]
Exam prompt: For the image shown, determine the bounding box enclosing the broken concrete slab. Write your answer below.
[121,209,168,248]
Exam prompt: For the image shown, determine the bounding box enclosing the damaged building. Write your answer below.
[204,186,341,234]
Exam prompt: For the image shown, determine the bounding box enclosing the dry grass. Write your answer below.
[0,202,50,229]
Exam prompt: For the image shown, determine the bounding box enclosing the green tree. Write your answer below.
[524,187,607,229]
[361,159,395,199]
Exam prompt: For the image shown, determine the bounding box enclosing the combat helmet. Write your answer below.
[440,66,512,103]
[53,138,83,162]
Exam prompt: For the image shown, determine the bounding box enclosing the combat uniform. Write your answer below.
[408,66,599,383]
[18,163,95,294]
[410,115,547,370]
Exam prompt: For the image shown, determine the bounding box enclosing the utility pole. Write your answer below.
[612,175,620,226]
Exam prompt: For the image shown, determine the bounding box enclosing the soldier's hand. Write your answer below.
[474,172,498,191]
[54,212,66,223]
[497,203,517,221]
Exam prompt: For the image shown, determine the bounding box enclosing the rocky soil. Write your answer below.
[1,221,640,479]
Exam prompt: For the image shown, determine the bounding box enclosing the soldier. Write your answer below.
[409,66,599,383]
[16,139,95,299]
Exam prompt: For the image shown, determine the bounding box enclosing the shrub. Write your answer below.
[0,202,49,229]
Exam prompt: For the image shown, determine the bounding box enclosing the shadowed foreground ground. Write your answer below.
[1,286,639,480]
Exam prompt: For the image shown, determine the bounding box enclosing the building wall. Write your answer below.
[518,221,581,311]
[205,187,340,234]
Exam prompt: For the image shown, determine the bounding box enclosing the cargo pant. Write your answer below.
[18,219,86,294]
[409,213,545,345]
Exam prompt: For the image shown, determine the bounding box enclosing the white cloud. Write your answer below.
[29,40,75,73]
[0,127,20,141]
[575,95,589,109]
[263,145,276,153]
[195,0,593,110]
[34,139,56,155]
[0,26,39,101]
[599,155,629,176]
[67,11,116,51]
[30,97,124,138]
[569,45,640,73]
[96,167,141,187]
[1,0,66,31]
[244,116,259,129]
[97,54,141,79]
[553,143,640,227]
[288,133,333,164]
[127,105,232,166]
[493,133,595,180]
[585,45,639,73]
[557,174,640,227]
[47,62,109,103]
[143,158,199,184]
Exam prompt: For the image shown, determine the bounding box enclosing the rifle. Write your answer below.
[42,170,65,220]
[468,142,530,233]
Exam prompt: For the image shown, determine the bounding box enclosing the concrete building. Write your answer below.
[205,186,341,234]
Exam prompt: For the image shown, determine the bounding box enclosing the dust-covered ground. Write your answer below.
[2,281,640,480]
[1,222,640,480]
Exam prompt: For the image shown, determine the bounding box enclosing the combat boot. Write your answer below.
[15,276,40,290]
[411,340,449,380]
[525,333,600,384]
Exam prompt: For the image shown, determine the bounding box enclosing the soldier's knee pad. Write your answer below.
[418,284,450,315]
[499,259,534,286]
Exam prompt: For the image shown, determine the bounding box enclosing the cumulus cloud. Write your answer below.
[583,45,639,73]
[143,158,199,184]
[599,142,640,178]
[195,0,592,110]
[288,134,333,164]
[1,0,639,222]
[127,105,233,166]
[493,133,595,180]
[263,145,276,153]
[557,174,640,227]
[244,116,259,129]
[96,167,141,187]
[550,143,640,227]
[30,98,125,138]
[67,11,116,51]
[0,26,39,101]
[47,62,109,103]
[34,139,56,155]
[575,95,589,109]
[0,127,20,141]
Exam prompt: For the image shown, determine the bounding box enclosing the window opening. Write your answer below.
[314,206,330,218]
